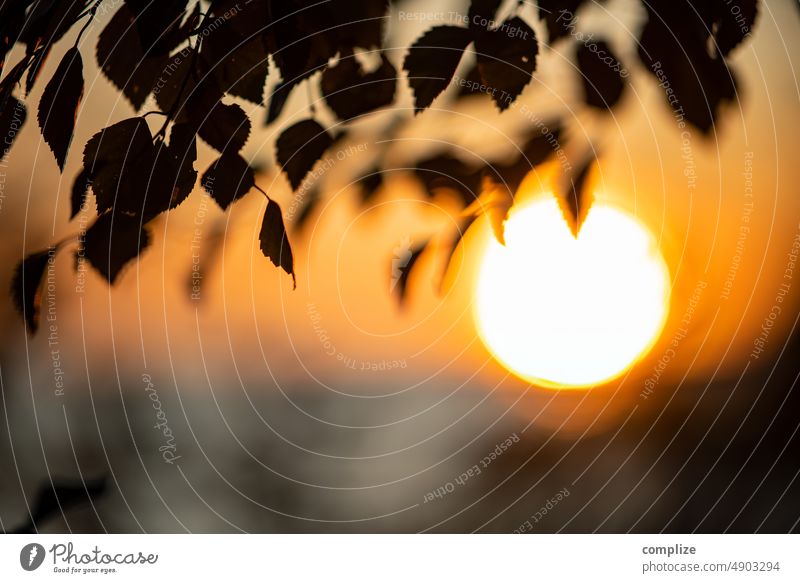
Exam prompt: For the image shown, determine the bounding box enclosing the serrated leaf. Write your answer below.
[196,101,250,152]
[82,117,154,214]
[124,0,188,55]
[475,16,538,111]
[638,11,737,134]
[166,122,198,205]
[576,40,626,110]
[81,212,150,284]
[70,167,92,219]
[200,151,254,210]
[265,78,299,125]
[712,0,759,56]
[96,5,170,111]
[484,124,563,195]
[38,47,83,171]
[404,26,473,112]
[557,154,595,237]
[333,1,389,50]
[321,52,396,121]
[259,198,295,287]
[200,22,270,104]
[140,123,198,219]
[0,95,26,161]
[266,1,337,84]
[10,247,54,334]
[468,0,504,30]
[275,119,334,190]
[22,0,90,94]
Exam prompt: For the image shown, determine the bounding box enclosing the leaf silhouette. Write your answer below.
[478,176,514,245]
[82,117,154,214]
[11,476,107,534]
[10,247,54,334]
[70,167,91,220]
[124,0,187,55]
[153,51,200,117]
[468,0,504,30]
[200,20,270,104]
[164,122,198,206]
[484,124,563,195]
[637,9,738,134]
[394,244,426,305]
[81,212,151,284]
[267,2,337,85]
[0,96,26,160]
[96,5,171,111]
[265,78,300,125]
[711,0,759,56]
[197,101,250,152]
[276,119,334,190]
[332,1,389,50]
[21,0,89,94]
[474,16,538,111]
[141,123,198,219]
[415,154,483,207]
[576,40,626,110]
[293,185,322,232]
[321,52,396,121]
[201,151,254,210]
[260,198,296,287]
[558,154,595,237]
[38,47,83,171]
[441,214,478,287]
[404,26,473,112]
[0,3,27,73]
[358,167,384,204]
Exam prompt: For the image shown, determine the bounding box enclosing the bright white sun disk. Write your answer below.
[474,197,670,388]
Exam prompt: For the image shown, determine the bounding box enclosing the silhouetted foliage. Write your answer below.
[11,247,53,334]
[321,51,396,121]
[415,154,483,207]
[0,0,761,325]
[404,26,474,112]
[558,154,595,237]
[484,125,563,195]
[576,41,625,111]
[276,118,334,190]
[70,167,92,219]
[260,198,295,287]
[201,150,255,210]
[37,47,83,170]
[474,16,538,110]
[80,212,151,284]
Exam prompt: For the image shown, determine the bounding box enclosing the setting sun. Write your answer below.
[475,197,671,388]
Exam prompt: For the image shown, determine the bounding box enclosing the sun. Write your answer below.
[474,197,670,388]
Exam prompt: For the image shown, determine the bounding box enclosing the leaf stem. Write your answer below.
[73,2,101,48]
[254,185,272,202]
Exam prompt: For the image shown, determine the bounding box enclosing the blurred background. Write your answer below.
[0,0,799,533]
